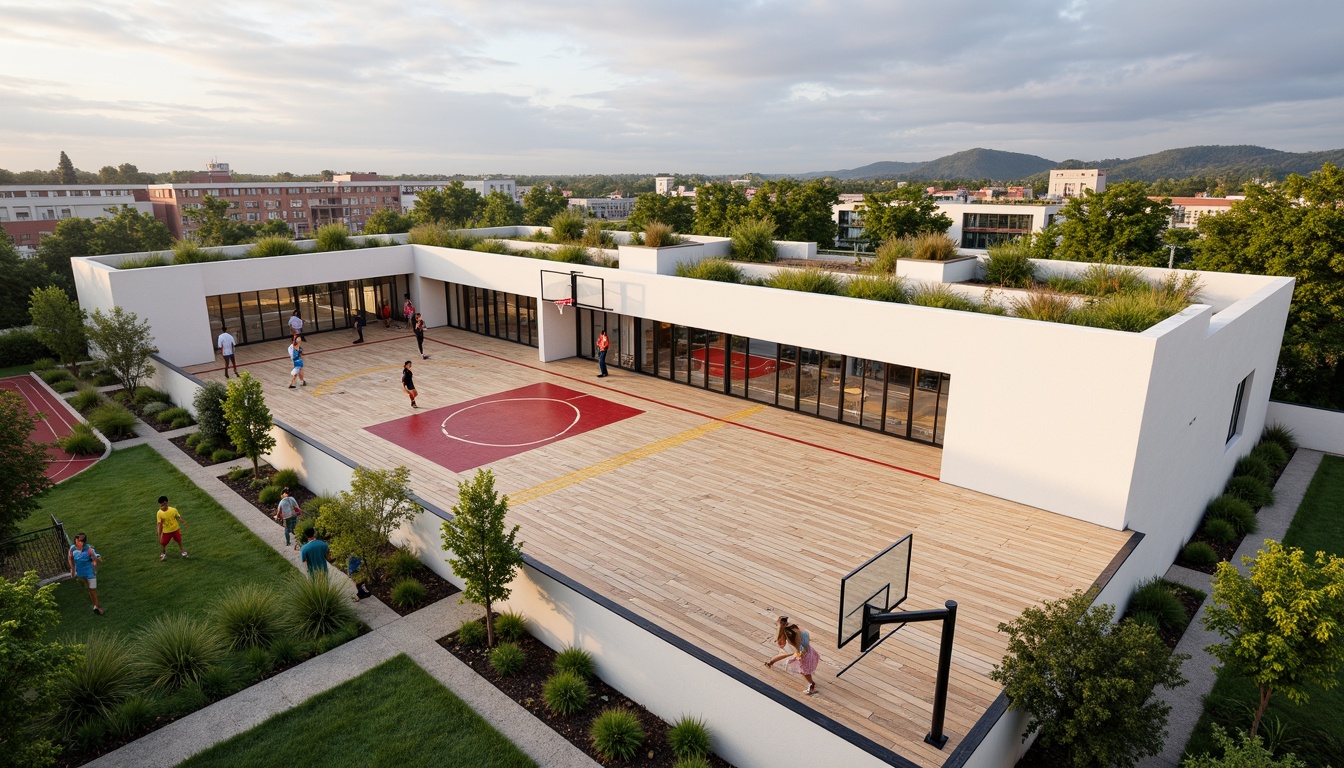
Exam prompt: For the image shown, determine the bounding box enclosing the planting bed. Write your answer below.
[170,433,240,466]
[365,542,459,617]
[1177,446,1295,574]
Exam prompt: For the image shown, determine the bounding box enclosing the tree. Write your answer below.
[362,208,412,235]
[411,183,483,227]
[56,151,76,185]
[0,391,54,541]
[692,182,749,236]
[857,187,952,248]
[990,590,1188,768]
[0,572,81,768]
[254,219,292,238]
[28,286,86,374]
[184,194,251,246]
[1195,164,1344,409]
[522,185,568,226]
[35,217,96,295]
[192,381,229,447]
[85,306,155,395]
[1183,725,1307,768]
[1203,540,1344,737]
[222,372,276,479]
[629,192,695,233]
[0,233,51,329]
[316,465,418,584]
[90,205,172,255]
[478,190,524,228]
[747,179,840,245]
[440,469,524,647]
[1052,181,1173,265]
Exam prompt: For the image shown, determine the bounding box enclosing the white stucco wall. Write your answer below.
[1265,401,1344,456]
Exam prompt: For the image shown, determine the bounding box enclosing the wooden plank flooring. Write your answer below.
[187,325,1131,767]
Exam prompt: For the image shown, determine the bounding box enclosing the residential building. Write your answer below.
[0,183,154,255]
[1048,168,1107,199]
[654,176,676,195]
[568,197,636,220]
[832,199,1062,250]
[398,178,519,216]
[1159,195,1240,229]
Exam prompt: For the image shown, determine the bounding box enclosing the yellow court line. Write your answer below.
[509,405,764,506]
[311,362,465,397]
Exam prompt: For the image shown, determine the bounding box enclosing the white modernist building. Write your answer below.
[71,232,1293,767]
[1048,168,1107,199]
[833,200,1063,251]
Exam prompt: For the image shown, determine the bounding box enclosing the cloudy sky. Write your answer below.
[1,0,1341,176]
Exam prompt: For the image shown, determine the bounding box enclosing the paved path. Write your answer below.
[1140,448,1325,768]
[87,421,597,768]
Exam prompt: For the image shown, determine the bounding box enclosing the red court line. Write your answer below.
[192,334,412,374]
[425,338,941,481]
[0,375,101,483]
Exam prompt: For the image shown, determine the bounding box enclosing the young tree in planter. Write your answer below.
[222,372,276,479]
[316,465,418,583]
[85,306,156,395]
[0,571,81,768]
[441,469,523,647]
[0,391,54,541]
[28,286,87,375]
[990,590,1188,768]
[1203,539,1344,737]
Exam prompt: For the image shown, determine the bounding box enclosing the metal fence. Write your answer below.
[0,516,71,585]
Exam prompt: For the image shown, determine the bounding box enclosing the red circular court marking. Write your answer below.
[441,398,582,447]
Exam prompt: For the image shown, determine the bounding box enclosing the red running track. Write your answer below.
[0,375,101,483]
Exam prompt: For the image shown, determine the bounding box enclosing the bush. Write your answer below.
[1260,424,1298,455]
[87,403,138,440]
[542,670,591,715]
[1184,724,1308,768]
[243,645,274,680]
[1250,441,1289,472]
[282,574,356,640]
[554,646,596,679]
[268,635,304,667]
[199,663,239,700]
[1076,263,1148,296]
[909,283,979,312]
[117,253,168,269]
[1128,578,1187,633]
[547,244,591,265]
[315,223,353,251]
[210,448,237,463]
[1182,541,1219,567]
[294,515,317,543]
[271,468,301,490]
[1202,517,1238,545]
[54,633,136,730]
[676,258,743,283]
[1234,455,1273,485]
[865,237,913,275]
[590,707,645,762]
[193,380,229,446]
[643,221,684,248]
[908,232,958,261]
[728,216,777,263]
[103,695,155,741]
[0,330,54,367]
[549,209,586,242]
[457,619,486,647]
[93,371,120,386]
[1206,495,1258,536]
[257,485,283,505]
[171,416,193,429]
[494,610,527,642]
[846,274,908,303]
[390,578,428,609]
[1224,475,1274,508]
[1010,291,1076,323]
[194,438,217,457]
[51,378,79,393]
[314,620,361,654]
[70,386,105,413]
[134,386,171,406]
[384,547,421,581]
[984,239,1036,288]
[472,239,511,254]
[667,716,713,760]
[140,400,170,418]
[185,432,202,448]
[135,615,228,692]
[155,406,192,425]
[39,367,74,384]
[582,222,616,249]
[488,642,526,676]
[58,422,104,456]
[765,267,844,295]
[171,241,224,265]
[227,466,249,481]
[247,236,300,258]
[213,584,282,650]
[1072,291,1184,332]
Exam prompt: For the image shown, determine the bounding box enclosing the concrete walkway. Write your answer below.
[86,422,597,768]
[1140,448,1325,768]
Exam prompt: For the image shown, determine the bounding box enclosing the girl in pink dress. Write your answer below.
[765,615,820,695]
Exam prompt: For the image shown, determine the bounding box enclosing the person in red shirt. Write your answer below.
[596,329,610,377]
[381,301,392,329]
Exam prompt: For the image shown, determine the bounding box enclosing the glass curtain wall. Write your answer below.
[444,282,538,348]
[206,275,401,345]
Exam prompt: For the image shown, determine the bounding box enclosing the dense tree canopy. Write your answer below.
[362,208,413,235]
[184,194,253,246]
[522,185,568,226]
[746,178,841,245]
[1049,181,1173,265]
[0,391,55,541]
[857,187,953,247]
[0,232,50,328]
[411,182,484,228]
[35,207,170,294]
[478,190,524,228]
[628,192,695,233]
[692,182,749,236]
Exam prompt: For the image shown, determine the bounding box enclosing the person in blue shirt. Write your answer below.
[299,528,329,576]
[68,532,104,615]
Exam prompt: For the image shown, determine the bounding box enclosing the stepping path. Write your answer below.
[1139,448,1325,768]
[86,421,597,768]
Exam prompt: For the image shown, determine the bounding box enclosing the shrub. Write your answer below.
[199,663,239,700]
[210,448,237,463]
[257,485,283,505]
[1072,291,1184,332]
[1128,610,1161,630]
[103,695,155,741]
[282,574,356,640]
[676,258,743,283]
[407,224,481,249]
[87,403,138,440]
[1203,517,1238,545]
[213,584,282,650]
[846,274,908,303]
[765,267,844,295]
[185,432,201,448]
[1010,291,1076,323]
[1184,724,1308,768]
[674,758,713,768]
[549,209,586,242]
[471,239,511,254]
[1250,441,1289,473]
[457,619,486,647]
[488,642,526,676]
[171,416,192,429]
[643,221,684,248]
[269,468,300,489]
[0,331,53,367]
[227,465,249,480]
[1155,273,1203,304]
[667,716,713,760]
[155,406,191,425]
[294,516,317,543]
[52,378,79,393]
[54,633,136,730]
[1076,263,1147,296]
[555,646,596,678]
[390,578,428,609]
[386,547,422,581]
[93,371,120,386]
[315,223,353,251]
[1224,475,1274,508]
[70,386,105,413]
[268,635,303,667]
[1128,578,1187,633]
[140,400,170,417]
[118,253,168,269]
[58,422,104,456]
[1260,423,1298,455]
[549,244,591,264]
[542,670,590,715]
[39,367,74,384]
[247,236,300,258]
[33,357,57,371]
[909,283,978,312]
[134,386,171,406]
[590,707,645,762]
[135,615,228,692]
[728,216,777,263]
[171,241,224,264]
[1206,495,1258,536]
[908,232,958,261]
[494,610,527,642]
[984,239,1036,288]
[582,222,616,249]
[1234,455,1273,485]
[865,237,913,275]
[315,620,361,654]
[193,380,229,446]
[194,438,217,457]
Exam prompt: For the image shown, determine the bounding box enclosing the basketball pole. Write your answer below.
[860,600,959,749]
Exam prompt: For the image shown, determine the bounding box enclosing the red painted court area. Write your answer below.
[365,382,644,473]
[688,348,794,380]
[0,375,101,482]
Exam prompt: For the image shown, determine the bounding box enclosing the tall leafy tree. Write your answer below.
[362,208,412,235]
[478,190,524,228]
[858,187,952,248]
[522,185,568,226]
[747,179,840,244]
[28,286,86,374]
[85,306,156,395]
[628,192,695,233]
[0,572,80,768]
[692,182,749,236]
[441,469,524,647]
[316,465,418,584]
[0,232,50,329]
[91,205,172,255]
[184,194,251,246]
[56,151,77,184]
[36,217,96,295]
[411,183,484,227]
[0,391,55,541]
[1052,181,1173,265]
[223,371,276,479]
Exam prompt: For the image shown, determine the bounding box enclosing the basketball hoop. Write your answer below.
[553,298,573,315]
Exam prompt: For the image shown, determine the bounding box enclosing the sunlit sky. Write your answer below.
[1,0,1342,176]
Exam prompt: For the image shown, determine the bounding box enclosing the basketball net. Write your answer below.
[554,297,573,315]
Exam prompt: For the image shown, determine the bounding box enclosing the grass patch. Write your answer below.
[178,654,535,768]
[0,363,37,378]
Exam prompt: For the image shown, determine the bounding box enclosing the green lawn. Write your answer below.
[178,654,536,768]
[0,363,37,378]
[1183,454,1344,764]
[34,444,293,639]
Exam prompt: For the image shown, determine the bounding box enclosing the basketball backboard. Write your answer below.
[540,270,572,303]
[574,274,611,310]
[837,534,912,649]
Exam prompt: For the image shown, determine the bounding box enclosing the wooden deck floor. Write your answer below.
[188,324,1131,766]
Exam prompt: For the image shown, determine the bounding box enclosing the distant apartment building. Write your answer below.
[1158,195,1240,229]
[654,176,676,195]
[1048,168,1107,199]
[398,178,519,215]
[832,199,1062,251]
[568,197,636,220]
[0,183,154,255]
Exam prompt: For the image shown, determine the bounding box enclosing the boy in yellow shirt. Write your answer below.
[156,495,188,561]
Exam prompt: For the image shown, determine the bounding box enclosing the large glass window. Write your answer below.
[206,276,399,347]
[444,283,538,348]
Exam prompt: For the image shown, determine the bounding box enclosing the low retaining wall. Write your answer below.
[1265,400,1344,456]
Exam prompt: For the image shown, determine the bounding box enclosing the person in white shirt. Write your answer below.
[217,325,239,379]
[288,310,303,342]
